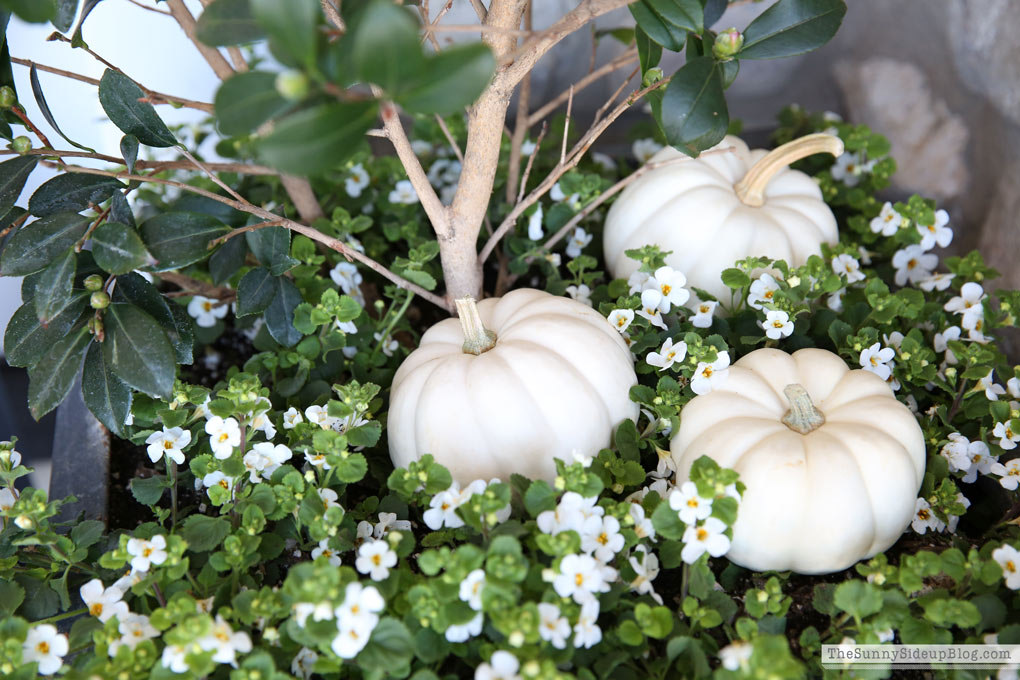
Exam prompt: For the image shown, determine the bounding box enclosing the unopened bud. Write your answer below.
[84,274,104,291]
[11,136,31,154]
[641,67,664,88]
[713,28,744,60]
[90,291,111,309]
[0,86,15,108]
[275,70,310,101]
[14,515,33,530]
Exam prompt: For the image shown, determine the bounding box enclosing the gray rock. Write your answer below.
[948,0,1020,127]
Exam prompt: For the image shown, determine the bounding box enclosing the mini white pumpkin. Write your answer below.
[604,134,844,302]
[670,347,925,574]
[388,289,639,483]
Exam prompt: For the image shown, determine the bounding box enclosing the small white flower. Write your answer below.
[632,138,663,163]
[934,325,961,365]
[527,204,544,240]
[109,614,158,656]
[330,262,363,295]
[962,442,997,484]
[304,450,331,470]
[827,288,845,312]
[311,538,342,566]
[145,426,191,465]
[565,227,593,259]
[388,179,419,205]
[580,514,625,563]
[475,650,522,680]
[719,641,753,671]
[566,284,592,307]
[126,534,168,572]
[423,483,467,530]
[627,270,651,295]
[945,282,986,318]
[681,517,730,563]
[940,433,976,474]
[427,159,461,187]
[831,254,865,284]
[445,613,483,642]
[203,470,234,497]
[747,273,780,310]
[690,299,717,328]
[293,601,333,627]
[993,422,1020,451]
[981,370,1008,402]
[205,416,241,459]
[373,512,411,538]
[859,342,895,381]
[291,647,318,680]
[629,503,656,541]
[691,351,730,395]
[374,332,399,357]
[553,553,611,603]
[336,319,358,335]
[911,497,942,534]
[628,545,662,604]
[669,481,713,525]
[304,404,338,430]
[187,296,229,328]
[763,310,794,340]
[198,615,252,666]
[0,487,15,514]
[892,245,938,286]
[249,408,276,440]
[919,272,954,292]
[991,459,1020,491]
[870,202,903,236]
[23,624,68,675]
[282,407,303,429]
[649,266,689,312]
[355,539,397,581]
[607,309,634,333]
[592,152,617,171]
[573,598,602,649]
[459,569,486,611]
[332,583,384,659]
[160,643,192,673]
[80,579,128,623]
[243,442,292,483]
[831,151,864,187]
[636,288,668,330]
[345,163,370,197]
[520,139,536,156]
[646,337,687,372]
[917,209,952,250]
[545,252,562,267]
[538,602,570,649]
[992,544,1020,590]
[318,488,340,510]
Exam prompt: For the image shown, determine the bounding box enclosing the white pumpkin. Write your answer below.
[670,347,925,574]
[388,289,639,483]
[604,133,844,302]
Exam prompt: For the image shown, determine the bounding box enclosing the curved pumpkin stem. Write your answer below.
[734,133,845,208]
[781,383,825,434]
[455,297,497,355]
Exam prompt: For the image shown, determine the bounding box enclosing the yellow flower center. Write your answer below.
[616,318,626,328]
[764,291,774,300]
[163,441,174,450]
[908,258,918,270]
[143,547,153,557]
[1006,561,1017,574]
[687,498,699,508]
[883,212,894,223]
[699,305,710,314]
[351,604,360,615]
[37,641,49,654]
[665,350,676,361]
[90,603,104,616]
[441,502,450,511]
[218,480,229,490]
[870,356,879,366]
[215,630,230,642]
[696,528,708,541]
[661,284,672,296]
[574,573,585,587]
[203,302,213,312]
[702,366,713,378]
[917,509,930,521]
[597,532,609,545]
[372,554,382,566]
[133,629,144,638]
[772,321,784,329]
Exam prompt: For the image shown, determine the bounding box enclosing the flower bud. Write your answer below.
[14,515,33,530]
[90,291,111,309]
[84,273,104,291]
[712,28,744,60]
[0,86,15,108]
[641,67,664,88]
[11,136,31,154]
[275,70,310,101]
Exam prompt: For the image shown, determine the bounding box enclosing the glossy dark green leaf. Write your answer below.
[264,276,303,347]
[98,69,177,148]
[720,58,739,88]
[109,191,135,228]
[28,324,90,419]
[91,220,155,274]
[250,0,318,67]
[103,303,175,399]
[0,0,56,23]
[629,1,687,51]
[30,64,96,152]
[660,55,728,157]
[208,234,247,284]
[4,292,88,367]
[739,0,847,60]
[214,71,292,137]
[113,272,194,365]
[351,0,422,94]
[195,0,263,46]
[257,102,377,175]
[398,44,495,115]
[81,341,130,437]
[645,0,703,33]
[236,267,277,317]
[139,211,229,271]
[28,173,125,217]
[33,247,76,326]
[0,155,38,214]
[636,27,662,73]
[72,0,103,41]
[702,0,727,28]
[0,212,89,276]
[53,0,76,31]
[120,134,138,174]
[246,225,297,275]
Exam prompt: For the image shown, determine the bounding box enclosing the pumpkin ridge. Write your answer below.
[682,416,789,473]
[390,353,454,468]
[761,206,828,263]
[809,428,879,558]
[817,412,925,487]
[418,354,491,471]
[632,185,741,270]
[499,309,628,354]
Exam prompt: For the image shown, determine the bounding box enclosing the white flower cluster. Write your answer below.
[668,482,735,564]
[911,494,971,535]
[186,295,229,328]
[993,544,1020,590]
[944,281,989,343]
[293,582,385,659]
[427,157,462,205]
[867,202,954,291]
[423,479,511,531]
[940,429,1020,492]
[330,261,366,307]
[161,615,252,672]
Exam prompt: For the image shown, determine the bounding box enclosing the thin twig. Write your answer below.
[178,146,246,203]
[560,85,573,166]
[0,212,29,241]
[209,219,287,246]
[321,0,345,31]
[516,121,547,206]
[11,58,214,112]
[435,115,464,164]
[0,147,277,174]
[165,0,235,80]
[469,0,488,21]
[594,65,639,127]
[153,272,236,301]
[505,0,533,203]
[429,24,532,36]
[527,48,637,126]
[419,0,442,51]
[9,106,57,153]
[46,33,121,73]
[125,0,172,15]
[226,47,249,72]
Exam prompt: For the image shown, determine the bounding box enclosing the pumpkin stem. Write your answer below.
[734,133,845,208]
[455,296,497,355]
[781,383,825,434]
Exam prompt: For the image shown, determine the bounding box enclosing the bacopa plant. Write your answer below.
[1,0,1019,679]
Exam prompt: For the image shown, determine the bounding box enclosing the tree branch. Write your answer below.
[505,1,532,203]
[125,0,172,15]
[280,175,326,223]
[527,48,637,126]
[0,147,278,174]
[165,0,236,80]
[153,272,236,301]
[380,101,450,237]
[321,0,345,31]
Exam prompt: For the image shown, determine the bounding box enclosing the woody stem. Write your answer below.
[734,133,845,207]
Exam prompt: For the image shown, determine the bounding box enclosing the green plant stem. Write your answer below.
[37,607,87,625]
[373,290,413,356]
[945,379,969,423]
[167,457,178,529]
[680,564,689,603]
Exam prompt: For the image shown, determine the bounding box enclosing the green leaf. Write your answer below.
[113,272,194,365]
[70,518,104,549]
[130,475,165,506]
[359,618,414,672]
[398,44,495,116]
[0,579,25,617]
[629,1,687,51]
[92,220,155,274]
[651,501,686,541]
[524,480,557,517]
[33,247,76,326]
[352,0,422,94]
[139,211,229,271]
[0,212,89,276]
[335,452,368,483]
[4,293,87,367]
[195,0,263,46]
[28,324,91,419]
[180,515,231,552]
[214,71,292,137]
[720,267,751,289]
[30,64,96,152]
[109,190,135,228]
[738,0,847,60]
[98,69,177,147]
[645,0,703,33]
[401,268,436,291]
[209,235,247,284]
[264,276,303,347]
[250,0,318,67]
[347,421,381,447]
[28,173,125,217]
[103,303,176,399]
[246,225,298,275]
[120,134,138,174]
[0,155,38,214]
[636,27,663,73]
[53,0,77,32]
[257,102,378,175]
[81,341,131,437]
[660,55,728,156]
[833,580,883,619]
[0,0,55,23]
[236,267,277,317]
